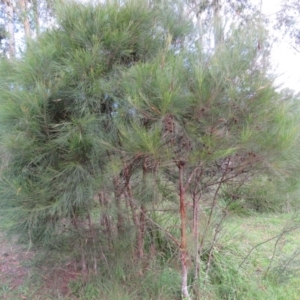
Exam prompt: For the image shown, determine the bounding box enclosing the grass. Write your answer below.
[228,213,300,269]
[1,213,300,299]
[211,213,300,299]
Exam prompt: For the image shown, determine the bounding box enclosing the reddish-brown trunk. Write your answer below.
[178,161,191,300]
[87,212,98,275]
[125,183,139,227]
[193,195,200,281]
[99,191,113,244]
[192,196,198,238]
[125,183,144,259]
[138,204,146,259]
[113,176,124,234]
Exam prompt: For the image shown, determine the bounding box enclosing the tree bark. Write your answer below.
[19,0,31,39]
[212,0,223,47]
[32,0,40,36]
[4,0,15,58]
[87,211,98,275]
[99,191,113,244]
[125,183,144,260]
[113,175,124,235]
[138,204,146,260]
[193,193,200,282]
[178,161,191,300]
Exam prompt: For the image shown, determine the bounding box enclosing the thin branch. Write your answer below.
[184,166,201,191]
[204,200,232,281]
[280,250,300,275]
[140,208,180,247]
[239,225,300,269]
[290,43,300,53]
[264,227,285,276]
[199,161,229,274]
[206,157,231,230]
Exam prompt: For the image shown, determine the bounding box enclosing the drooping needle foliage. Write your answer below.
[0,0,299,298]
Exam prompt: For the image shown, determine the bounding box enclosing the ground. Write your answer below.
[0,233,79,300]
[0,213,300,299]
[0,233,34,299]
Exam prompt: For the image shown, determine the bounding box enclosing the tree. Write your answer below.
[0,0,55,58]
[276,0,300,52]
[185,0,261,50]
[117,22,299,296]
[0,0,298,299]
[18,0,31,39]
[2,0,15,58]
[0,0,194,290]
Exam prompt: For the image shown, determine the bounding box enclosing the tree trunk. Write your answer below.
[113,175,124,235]
[138,204,146,260]
[19,0,31,39]
[87,211,98,275]
[124,160,148,262]
[32,0,40,36]
[4,0,15,58]
[195,0,208,49]
[125,183,143,260]
[178,161,191,300]
[99,191,113,244]
[212,0,223,47]
[193,194,200,278]
[80,240,87,275]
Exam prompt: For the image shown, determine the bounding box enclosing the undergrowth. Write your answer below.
[1,213,300,299]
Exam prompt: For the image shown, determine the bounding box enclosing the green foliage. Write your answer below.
[0,0,194,245]
[0,0,299,298]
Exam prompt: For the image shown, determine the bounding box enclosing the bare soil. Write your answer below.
[0,233,33,291]
[0,233,80,299]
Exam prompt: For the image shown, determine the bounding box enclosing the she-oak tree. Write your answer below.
[0,0,298,299]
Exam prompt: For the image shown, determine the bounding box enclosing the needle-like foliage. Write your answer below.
[0,0,299,298]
